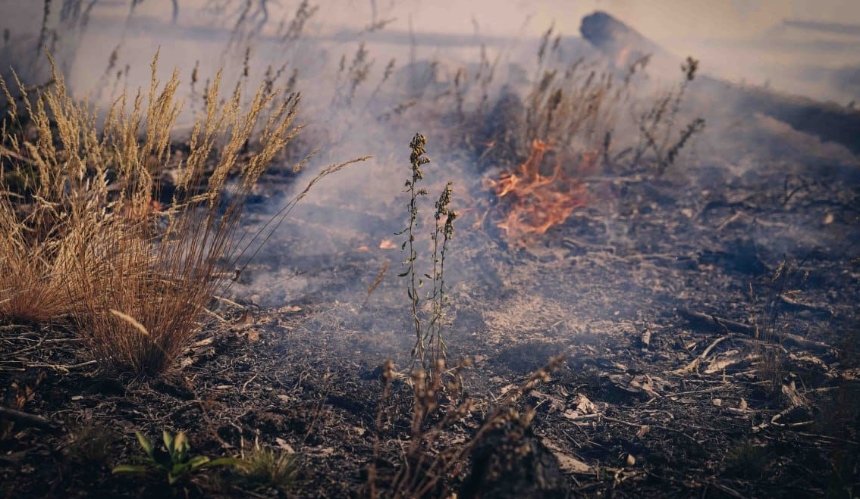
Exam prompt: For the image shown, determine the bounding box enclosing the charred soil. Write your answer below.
[2,146,859,497]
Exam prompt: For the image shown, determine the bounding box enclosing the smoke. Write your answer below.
[6,1,860,100]
[1,1,858,362]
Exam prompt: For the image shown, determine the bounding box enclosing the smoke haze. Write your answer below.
[4,0,860,103]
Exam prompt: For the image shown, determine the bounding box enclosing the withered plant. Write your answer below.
[399,133,428,364]
[428,181,456,364]
[0,53,302,376]
[279,0,319,42]
[333,42,375,107]
[749,258,806,393]
[630,56,706,174]
[397,133,457,369]
[369,356,566,498]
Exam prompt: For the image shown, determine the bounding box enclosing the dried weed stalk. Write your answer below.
[397,133,456,369]
[631,56,705,174]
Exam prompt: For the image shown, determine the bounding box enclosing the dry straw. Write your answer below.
[0,52,351,377]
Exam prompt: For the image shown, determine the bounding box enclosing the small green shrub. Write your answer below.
[113,430,241,485]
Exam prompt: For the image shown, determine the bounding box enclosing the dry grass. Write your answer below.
[522,62,620,168]
[0,53,301,376]
[369,356,566,498]
[464,39,705,241]
[239,440,298,492]
[0,229,71,323]
[750,259,803,393]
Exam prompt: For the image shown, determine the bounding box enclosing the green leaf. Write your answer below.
[173,432,189,461]
[162,431,174,456]
[186,455,210,470]
[171,461,191,475]
[135,431,154,460]
[113,464,150,475]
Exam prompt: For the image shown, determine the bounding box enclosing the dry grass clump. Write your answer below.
[522,62,620,170]
[0,64,118,323]
[0,53,301,376]
[239,440,298,492]
[0,225,70,323]
[470,28,703,177]
[463,35,706,241]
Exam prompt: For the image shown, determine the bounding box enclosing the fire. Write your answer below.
[378,239,397,250]
[487,140,590,242]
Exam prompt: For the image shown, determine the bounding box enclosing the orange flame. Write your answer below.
[487,140,591,242]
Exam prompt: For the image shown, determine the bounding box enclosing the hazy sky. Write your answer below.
[4,0,860,43]
[56,0,860,41]
[326,0,860,41]
[534,0,860,41]
[3,0,860,102]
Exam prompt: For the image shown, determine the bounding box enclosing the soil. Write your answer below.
[2,136,859,498]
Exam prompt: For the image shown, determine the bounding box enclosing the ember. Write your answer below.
[378,239,397,250]
[488,140,592,242]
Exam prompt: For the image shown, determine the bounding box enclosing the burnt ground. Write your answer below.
[2,137,860,498]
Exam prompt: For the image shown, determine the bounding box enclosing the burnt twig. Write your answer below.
[671,335,731,375]
[0,405,58,431]
[677,309,831,353]
[778,294,832,316]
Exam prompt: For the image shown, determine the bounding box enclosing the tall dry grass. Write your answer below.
[0,54,302,376]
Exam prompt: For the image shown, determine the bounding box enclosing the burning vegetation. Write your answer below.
[1,2,859,498]
[488,139,590,241]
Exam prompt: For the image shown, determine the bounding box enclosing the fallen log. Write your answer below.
[580,11,860,155]
[677,309,831,352]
